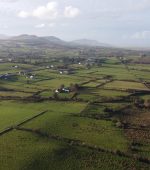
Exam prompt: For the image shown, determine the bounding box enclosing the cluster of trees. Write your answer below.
[58,83,79,93]
[53,83,80,100]
[131,97,150,108]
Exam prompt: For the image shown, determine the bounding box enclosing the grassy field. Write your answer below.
[1,131,149,170]
[0,101,85,130]
[104,81,148,90]
[22,107,128,151]
[0,56,150,170]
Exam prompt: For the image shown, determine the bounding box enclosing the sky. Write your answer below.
[0,0,150,47]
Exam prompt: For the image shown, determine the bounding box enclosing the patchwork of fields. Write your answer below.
[0,57,150,170]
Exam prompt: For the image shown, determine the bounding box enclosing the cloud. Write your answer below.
[18,1,58,20]
[48,23,56,27]
[35,23,45,28]
[123,30,150,40]
[130,0,150,11]
[17,1,80,20]
[95,0,150,19]
[18,11,29,18]
[32,2,58,20]
[131,31,150,39]
[35,23,56,28]
[0,0,18,3]
[64,6,80,18]
[0,24,9,29]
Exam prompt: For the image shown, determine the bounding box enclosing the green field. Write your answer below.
[104,81,148,90]
[1,131,149,170]
[0,56,150,170]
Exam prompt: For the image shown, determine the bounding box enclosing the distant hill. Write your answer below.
[4,34,69,49]
[42,36,65,43]
[0,34,112,48]
[0,34,146,57]
[11,34,49,44]
[71,39,111,47]
[7,35,68,47]
[11,34,39,40]
[0,34,11,40]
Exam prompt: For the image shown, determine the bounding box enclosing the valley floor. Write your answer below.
[0,56,150,170]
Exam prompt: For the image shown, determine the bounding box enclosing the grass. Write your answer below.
[0,60,150,170]
[104,81,148,90]
[0,91,31,97]
[0,63,38,73]
[0,101,41,130]
[39,90,54,97]
[21,103,129,151]
[128,64,150,71]
[83,82,100,88]
[140,94,150,100]
[77,88,130,101]
[0,131,149,170]
[0,100,86,131]
[95,89,130,98]
[34,78,77,89]
[87,66,136,80]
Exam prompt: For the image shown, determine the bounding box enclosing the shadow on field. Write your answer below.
[22,145,85,170]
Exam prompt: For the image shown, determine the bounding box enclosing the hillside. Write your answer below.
[71,39,111,47]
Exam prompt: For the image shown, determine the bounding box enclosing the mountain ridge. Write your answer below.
[71,39,111,47]
[0,34,111,48]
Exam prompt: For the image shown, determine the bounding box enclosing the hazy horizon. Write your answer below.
[0,0,150,47]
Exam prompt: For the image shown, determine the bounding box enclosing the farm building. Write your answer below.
[58,69,75,75]
[0,73,16,80]
[55,87,70,93]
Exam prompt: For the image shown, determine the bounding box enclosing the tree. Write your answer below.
[144,99,150,108]
[59,84,65,90]
[133,97,144,106]
[53,92,59,100]
[70,83,79,92]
